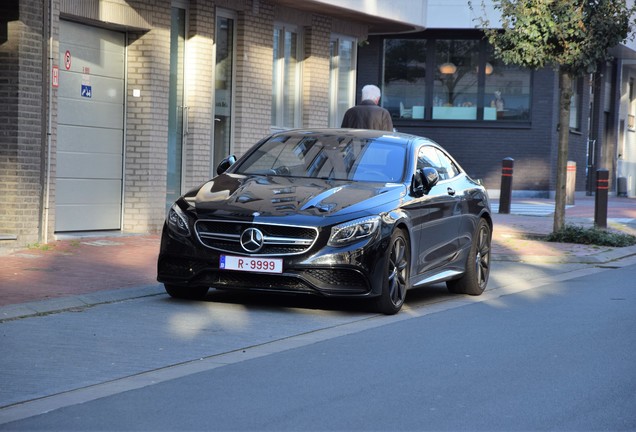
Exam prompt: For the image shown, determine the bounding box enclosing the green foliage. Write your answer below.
[26,243,51,251]
[546,224,636,247]
[472,0,636,75]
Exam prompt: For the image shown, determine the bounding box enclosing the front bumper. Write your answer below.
[157,226,386,298]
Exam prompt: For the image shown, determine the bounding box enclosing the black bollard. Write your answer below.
[499,157,514,214]
[594,169,609,229]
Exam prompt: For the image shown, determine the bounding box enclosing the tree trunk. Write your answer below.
[553,71,572,233]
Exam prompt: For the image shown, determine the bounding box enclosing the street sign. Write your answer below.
[64,50,72,70]
[52,66,59,88]
[81,85,92,98]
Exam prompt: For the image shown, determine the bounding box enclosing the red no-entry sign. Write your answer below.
[64,50,72,70]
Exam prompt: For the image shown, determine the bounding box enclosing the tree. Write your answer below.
[471,0,636,232]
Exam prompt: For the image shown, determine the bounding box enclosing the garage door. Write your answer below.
[56,21,125,232]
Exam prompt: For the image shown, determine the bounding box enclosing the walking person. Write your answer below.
[341,84,394,131]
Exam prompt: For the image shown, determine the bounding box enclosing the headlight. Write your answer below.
[167,203,191,237]
[328,216,380,247]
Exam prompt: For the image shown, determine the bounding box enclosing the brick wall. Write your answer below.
[183,0,215,189]
[123,1,171,233]
[233,1,275,156]
[302,15,331,128]
[0,7,20,244]
[0,0,44,251]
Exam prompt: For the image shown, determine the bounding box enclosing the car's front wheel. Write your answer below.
[375,229,410,315]
[447,218,491,295]
[164,284,209,300]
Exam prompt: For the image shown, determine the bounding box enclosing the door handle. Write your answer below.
[447,187,456,196]
[181,106,189,136]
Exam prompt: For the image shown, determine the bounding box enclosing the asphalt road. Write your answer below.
[1,258,635,431]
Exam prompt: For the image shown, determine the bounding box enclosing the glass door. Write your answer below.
[166,6,186,212]
[213,10,236,169]
[329,36,356,127]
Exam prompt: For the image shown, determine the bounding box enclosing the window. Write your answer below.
[236,134,406,182]
[417,146,459,180]
[569,76,581,130]
[484,46,531,121]
[383,39,427,120]
[272,24,302,129]
[433,39,479,120]
[382,36,532,122]
[628,78,635,130]
[329,36,357,127]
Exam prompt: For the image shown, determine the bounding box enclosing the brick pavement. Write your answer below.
[0,196,634,309]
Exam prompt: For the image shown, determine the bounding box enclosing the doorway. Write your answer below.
[56,21,125,231]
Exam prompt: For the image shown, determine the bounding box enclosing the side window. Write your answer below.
[417,146,459,180]
[435,148,460,180]
[417,146,441,170]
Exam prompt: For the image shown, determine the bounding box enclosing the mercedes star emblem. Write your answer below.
[240,227,264,252]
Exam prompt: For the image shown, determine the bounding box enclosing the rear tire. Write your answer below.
[164,284,209,300]
[447,218,491,296]
[375,229,409,315]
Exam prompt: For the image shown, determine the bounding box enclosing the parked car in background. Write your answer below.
[157,129,492,314]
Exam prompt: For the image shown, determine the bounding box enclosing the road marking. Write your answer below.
[490,203,574,216]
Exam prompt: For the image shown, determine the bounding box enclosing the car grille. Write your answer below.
[303,268,368,292]
[194,219,319,256]
[210,272,313,293]
[207,268,369,295]
[158,257,209,279]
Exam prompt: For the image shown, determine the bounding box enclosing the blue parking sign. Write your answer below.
[81,85,92,98]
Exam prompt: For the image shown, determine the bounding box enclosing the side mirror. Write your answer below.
[216,155,237,175]
[410,167,439,197]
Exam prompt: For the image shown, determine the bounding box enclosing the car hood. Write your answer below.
[186,173,405,218]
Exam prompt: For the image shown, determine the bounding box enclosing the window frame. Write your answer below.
[381,31,533,127]
[628,77,635,131]
[569,76,582,131]
[329,34,357,127]
[272,22,303,130]
[416,145,460,181]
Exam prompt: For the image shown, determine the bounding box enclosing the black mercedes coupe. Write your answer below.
[157,129,492,314]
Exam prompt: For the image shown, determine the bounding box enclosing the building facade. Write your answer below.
[0,0,424,252]
[1,0,634,254]
[357,5,636,202]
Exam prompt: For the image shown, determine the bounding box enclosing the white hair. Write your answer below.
[361,84,381,102]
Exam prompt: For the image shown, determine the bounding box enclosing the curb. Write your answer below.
[492,244,636,264]
[0,285,165,322]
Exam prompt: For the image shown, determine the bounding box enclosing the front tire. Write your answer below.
[164,284,209,300]
[447,218,491,296]
[375,229,410,315]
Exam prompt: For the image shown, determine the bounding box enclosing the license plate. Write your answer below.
[220,255,283,274]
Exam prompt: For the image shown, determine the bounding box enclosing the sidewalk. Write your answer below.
[1,196,635,316]
[492,196,636,263]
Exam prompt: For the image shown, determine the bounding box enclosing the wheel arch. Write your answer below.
[480,210,493,233]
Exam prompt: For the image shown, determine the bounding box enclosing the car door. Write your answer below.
[412,145,463,275]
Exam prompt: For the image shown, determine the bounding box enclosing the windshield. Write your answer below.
[235,133,406,182]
